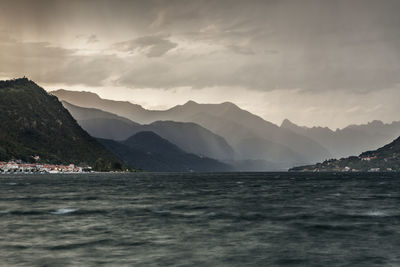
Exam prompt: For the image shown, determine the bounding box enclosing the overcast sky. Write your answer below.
[1,0,399,128]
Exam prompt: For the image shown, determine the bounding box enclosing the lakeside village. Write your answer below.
[294,154,398,172]
[0,160,91,174]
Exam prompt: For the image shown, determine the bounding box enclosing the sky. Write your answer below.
[0,0,399,129]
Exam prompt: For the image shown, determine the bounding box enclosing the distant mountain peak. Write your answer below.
[281,119,297,128]
[184,100,198,105]
[345,120,385,130]
[368,120,384,126]
[181,100,238,108]
[221,101,236,106]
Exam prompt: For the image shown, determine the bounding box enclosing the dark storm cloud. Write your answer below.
[227,45,255,56]
[112,35,178,57]
[1,0,400,92]
[86,34,99,44]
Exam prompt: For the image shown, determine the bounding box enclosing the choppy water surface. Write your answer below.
[1,172,400,266]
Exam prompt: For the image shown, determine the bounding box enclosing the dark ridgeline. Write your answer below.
[52,89,331,170]
[0,78,125,171]
[290,136,400,172]
[98,131,232,172]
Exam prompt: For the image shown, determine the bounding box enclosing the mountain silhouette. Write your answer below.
[62,101,235,160]
[282,119,400,158]
[52,90,331,169]
[98,131,232,172]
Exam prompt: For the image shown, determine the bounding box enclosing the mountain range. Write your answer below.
[62,101,234,161]
[0,78,234,172]
[52,89,331,170]
[53,89,400,171]
[281,119,400,159]
[2,79,399,172]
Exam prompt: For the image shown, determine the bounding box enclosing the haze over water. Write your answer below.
[1,173,400,266]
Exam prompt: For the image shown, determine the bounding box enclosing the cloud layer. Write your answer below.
[1,0,400,92]
[0,0,400,127]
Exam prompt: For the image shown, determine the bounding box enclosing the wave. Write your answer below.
[51,208,78,215]
[364,210,389,217]
[48,239,113,250]
[0,208,108,216]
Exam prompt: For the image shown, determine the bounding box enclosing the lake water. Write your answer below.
[1,172,400,266]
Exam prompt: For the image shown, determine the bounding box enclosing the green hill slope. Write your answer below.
[0,78,125,171]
